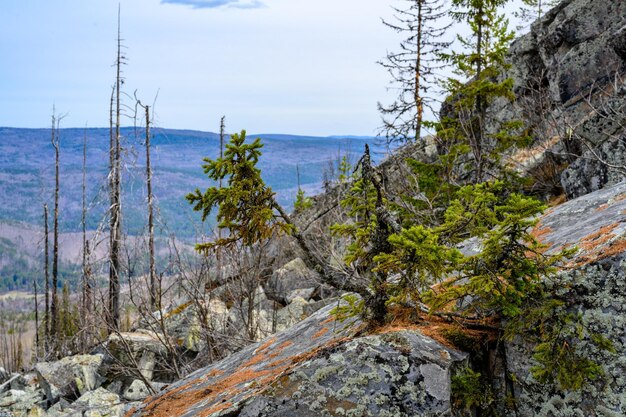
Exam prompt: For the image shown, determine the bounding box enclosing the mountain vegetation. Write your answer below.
[3,0,626,415]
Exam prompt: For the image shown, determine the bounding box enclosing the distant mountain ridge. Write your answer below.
[0,126,383,235]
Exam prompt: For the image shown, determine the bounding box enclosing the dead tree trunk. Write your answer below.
[51,111,60,345]
[43,203,49,355]
[109,6,123,331]
[33,269,39,357]
[82,127,93,348]
[216,116,226,284]
[145,105,158,311]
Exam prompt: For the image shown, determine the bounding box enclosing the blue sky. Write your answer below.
[0,0,527,136]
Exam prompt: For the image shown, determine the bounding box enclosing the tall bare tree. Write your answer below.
[43,203,49,354]
[144,105,158,310]
[50,109,62,344]
[378,0,451,143]
[81,127,93,348]
[109,5,124,331]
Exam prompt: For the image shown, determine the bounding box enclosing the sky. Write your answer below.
[0,0,529,136]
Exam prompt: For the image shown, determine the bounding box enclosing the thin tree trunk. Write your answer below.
[51,111,60,347]
[82,127,92,348]
[33,270,39,357]
[415,0,424,142]
[145,105,158,311]
[109,6,122,331]
[216,116,225,284]
[43,203,49,355]
[474,4,485,182]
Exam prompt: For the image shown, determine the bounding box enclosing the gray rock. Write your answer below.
[493,181,626,416]
[274,296,309,332]
[473,0,626,198]
[73,387,125,417]
[0,388,45,415]
[157,297,230,353]
[106,331,166,381]
[35,354,104,401]
[286,288,316,304]
[265,258,321,304]
[127,301,467,417]
[122,379,151,401]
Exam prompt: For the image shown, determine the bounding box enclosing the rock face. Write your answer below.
[264,258,321,304]
[506,180,626,416]
[127,303,468,417]
[498,0,626,198]
[35,354,104,401]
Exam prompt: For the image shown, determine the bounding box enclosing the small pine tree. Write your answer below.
[187,130,289,252]
[338,155,352,183]
[437,0,529,184]
[331,145,395,324]
[294,188,312,212]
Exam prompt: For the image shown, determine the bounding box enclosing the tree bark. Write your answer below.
[145,105,158,311]
[43,203,49,355]
[109,6,123,331]
[51,112,60,346]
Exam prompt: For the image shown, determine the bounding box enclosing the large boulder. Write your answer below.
[35,354,104,402]
[483,0,626,198]
[264,258,320,304]
[128,301,468,417]
[158,297,230,353]
[504,180,626,416]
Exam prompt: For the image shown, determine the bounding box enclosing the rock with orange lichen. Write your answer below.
[505,181,626,416]
[126,302,468,417]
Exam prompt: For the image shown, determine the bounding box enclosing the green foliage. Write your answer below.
[451,367,495,411]
[435,0,529,184]
[187,130,289,252]
[294,187,312,213]
[330,174,379,267]
[338,155,352,182]
[330,294,365,323]
[506,295,613,391]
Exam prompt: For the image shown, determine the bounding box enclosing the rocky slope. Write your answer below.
[4,0,626,415]
[502,0,626,198]
[123,180,626,417]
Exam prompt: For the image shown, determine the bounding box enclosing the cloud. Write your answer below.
[161,0,264,9]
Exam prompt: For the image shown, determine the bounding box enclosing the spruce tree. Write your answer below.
[438,0,527,183]
[515,0,559,26]
[378,0,451,143]
[187,130,289,252]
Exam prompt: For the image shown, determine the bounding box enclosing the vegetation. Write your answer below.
[2,0,621,413]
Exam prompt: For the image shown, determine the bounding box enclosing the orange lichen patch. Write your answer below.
[133,318,364,417]
[321,315,336,325]
[568,237,626,268]
[530,224,553,244]
[578,223,619,251]
[596,203,610,212]
[599,238,626,259]
[312,327,329,339]
[162,300,192,320]
[266,341,295,360]
[275,340,294,351]
[199,401,233,417]
[253,337,276,355]
[138,378,204,417]
[243,338,296,368]
[615,193,626,203]
[203,369,224,380]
